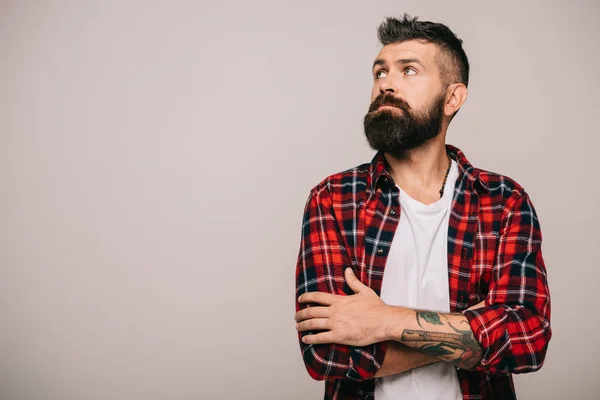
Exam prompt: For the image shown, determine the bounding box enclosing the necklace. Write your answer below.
[439,156,452,198]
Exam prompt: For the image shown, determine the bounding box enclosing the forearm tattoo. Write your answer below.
[402,311,483,369]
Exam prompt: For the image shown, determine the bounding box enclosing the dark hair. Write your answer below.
[377,14,469,88]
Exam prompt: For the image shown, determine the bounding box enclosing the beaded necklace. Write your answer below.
[438,156,452,198]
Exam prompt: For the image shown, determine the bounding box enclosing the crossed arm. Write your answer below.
[374,300,486,377]
[295,187,551,381]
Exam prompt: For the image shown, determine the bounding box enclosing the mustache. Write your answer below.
[368,94,411,113]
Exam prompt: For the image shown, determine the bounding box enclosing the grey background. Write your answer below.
[0,0,597,399]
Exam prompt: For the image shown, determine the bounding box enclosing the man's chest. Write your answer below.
[333,190,500,312]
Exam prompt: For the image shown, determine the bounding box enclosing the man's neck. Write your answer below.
[384,137,450,204]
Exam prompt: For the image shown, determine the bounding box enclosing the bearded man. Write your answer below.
[293,14,551,400]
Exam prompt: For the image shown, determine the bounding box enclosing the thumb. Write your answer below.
[345,267,364,293]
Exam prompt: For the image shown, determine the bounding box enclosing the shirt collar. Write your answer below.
[368,144,491,194]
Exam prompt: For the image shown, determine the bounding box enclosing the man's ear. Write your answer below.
[444,83,468,117]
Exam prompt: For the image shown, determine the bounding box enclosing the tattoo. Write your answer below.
[402,329,476,347]
[416,311,443,328]
[421,343,454,357]
[401,311,483,369]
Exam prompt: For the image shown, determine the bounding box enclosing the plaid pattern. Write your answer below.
[295,144,551,400]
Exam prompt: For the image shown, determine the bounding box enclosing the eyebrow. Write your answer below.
[372,58,426,71]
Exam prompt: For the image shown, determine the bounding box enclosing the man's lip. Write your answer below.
[376,104,401,111]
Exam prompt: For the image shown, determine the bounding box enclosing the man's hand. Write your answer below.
[295,267,388,347]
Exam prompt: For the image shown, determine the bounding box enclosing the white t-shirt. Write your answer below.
[374,159,462,400]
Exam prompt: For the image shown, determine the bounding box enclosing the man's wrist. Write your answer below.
[379,305,411,342]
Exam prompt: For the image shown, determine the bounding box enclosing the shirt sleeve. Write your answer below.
[462,190,552,374]
[295,187,388,381]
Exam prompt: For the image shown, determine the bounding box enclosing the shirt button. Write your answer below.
[376,248,384,255]
[390,209,396,215]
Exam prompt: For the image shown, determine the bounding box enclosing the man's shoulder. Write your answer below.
[475,167,530,208]
[451,144,529,204]
[307,160,372,200]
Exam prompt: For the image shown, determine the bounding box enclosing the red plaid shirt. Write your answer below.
[295,144,551,399]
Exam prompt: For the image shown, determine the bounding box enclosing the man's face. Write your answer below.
[364,40,448,156]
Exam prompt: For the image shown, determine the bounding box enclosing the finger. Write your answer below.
[301,331,336,345]
[296,318,331,332]
[344,267,364,293]
[294,306,330,322]
[298,291,336,306]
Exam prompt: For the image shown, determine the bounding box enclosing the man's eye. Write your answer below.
[375,70,387,79]
[405,67,417,75]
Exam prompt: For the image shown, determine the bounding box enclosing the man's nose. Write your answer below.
[378,77,397,95]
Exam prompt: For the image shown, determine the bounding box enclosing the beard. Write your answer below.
[363,91,446,158]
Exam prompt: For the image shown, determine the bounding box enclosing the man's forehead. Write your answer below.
[375,40,439,64]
